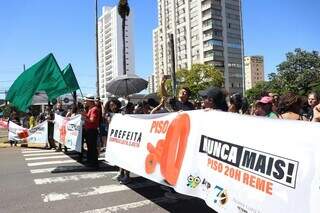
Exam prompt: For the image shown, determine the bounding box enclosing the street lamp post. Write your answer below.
[169,34,177,96]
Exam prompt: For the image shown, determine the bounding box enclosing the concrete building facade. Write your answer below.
[98,6,135,98]
[151,0,244,94]
[244,56,264,90]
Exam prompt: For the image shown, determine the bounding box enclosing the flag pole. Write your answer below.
[95,0,100,97]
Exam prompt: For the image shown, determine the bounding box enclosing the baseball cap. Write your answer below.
[257,96,273,104]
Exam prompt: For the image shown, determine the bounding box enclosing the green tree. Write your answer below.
[118,0,130,75]
[245,81,271,104]
[161,64,224,99]
[245,49,320,104]
[269,48,320,95]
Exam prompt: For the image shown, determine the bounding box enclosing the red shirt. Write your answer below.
[84,106,99,129]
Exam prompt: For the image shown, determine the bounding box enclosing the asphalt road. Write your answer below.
[0,147,216,213]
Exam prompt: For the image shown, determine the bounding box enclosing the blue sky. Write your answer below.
[0,0,319,98]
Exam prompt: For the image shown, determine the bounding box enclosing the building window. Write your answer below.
[228,43,241,49]
[204,39,223,47]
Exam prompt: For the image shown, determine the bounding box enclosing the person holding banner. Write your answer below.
[312,103,320,122]
[160,77,194,111]
[45,106,56,149]
[307,92,320,121]
[105,98,131,184]
[8,109,20,147]
[82,95,99,168]
[55,102,67,152]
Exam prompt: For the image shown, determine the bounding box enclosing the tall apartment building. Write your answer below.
[98,6,135,98]
[244,56,264,90]
[152,0,244,94]
[148,75,156,93]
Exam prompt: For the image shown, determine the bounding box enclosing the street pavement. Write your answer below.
[0,147,215,213]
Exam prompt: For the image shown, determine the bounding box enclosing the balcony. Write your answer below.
[202,13,212,21]
[203,34,212,41]
[202,4,211,11]
[202,24,212,31]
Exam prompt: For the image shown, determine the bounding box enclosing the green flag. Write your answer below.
[6,53,68,112]
[62,64,80,92]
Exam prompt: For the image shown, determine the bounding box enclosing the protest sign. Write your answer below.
[8,121,47,145]
[54,114,82,152]
[106,110,320,213]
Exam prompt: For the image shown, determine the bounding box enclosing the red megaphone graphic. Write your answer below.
[145,113,190,186]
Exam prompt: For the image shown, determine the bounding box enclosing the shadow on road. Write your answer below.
[124,176,216,213]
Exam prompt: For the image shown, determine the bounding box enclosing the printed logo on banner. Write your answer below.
[213,185,228,206]
[201,178,211,190]
[109,128,142,148]
[145,113,190,186]
[17,129,29,142]
[199,135,299,195]
[187,175,201,188]
[67,124,81,131]
[29,126,45,134]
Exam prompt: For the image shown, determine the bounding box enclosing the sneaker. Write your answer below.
[112,173,123,181]
[119,176,131,185]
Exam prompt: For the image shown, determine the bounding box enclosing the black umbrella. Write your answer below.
[106,74,148,97]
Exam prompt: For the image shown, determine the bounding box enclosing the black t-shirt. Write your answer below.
[175,100,194,111]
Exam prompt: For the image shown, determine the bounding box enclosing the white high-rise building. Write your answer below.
[148,75,156,93]
[98,6,135,98]
[152,0,244,94]
[244,56,264,90]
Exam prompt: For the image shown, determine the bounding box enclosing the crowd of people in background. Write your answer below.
[5,77,320,184]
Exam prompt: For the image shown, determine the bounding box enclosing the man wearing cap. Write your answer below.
[82,95,100,168]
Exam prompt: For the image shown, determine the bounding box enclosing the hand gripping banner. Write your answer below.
[106,110,320,213]
[53,114,82,152]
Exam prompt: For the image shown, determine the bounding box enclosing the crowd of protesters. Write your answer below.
[5,77,320,184]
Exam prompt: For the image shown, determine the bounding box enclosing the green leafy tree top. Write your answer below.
[269,48,320,95]
[161,64,224,99]
[245,49,320,104]
[118,0,130,19]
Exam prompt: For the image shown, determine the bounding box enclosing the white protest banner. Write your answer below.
[8,121,28,143]
[54,114,82,152]
[0,118,8,129]
[27,121,48,145]
[106,110,320,213]
[8,121,48,145]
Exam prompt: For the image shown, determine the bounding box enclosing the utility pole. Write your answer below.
[239,0,245,95]
[23,64,26,72]
[169,34,177,96]
[95,0,100,97]
[4,90,7,106]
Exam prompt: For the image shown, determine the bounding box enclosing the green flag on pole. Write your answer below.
[6,53,68,112]
[62,64,81,92]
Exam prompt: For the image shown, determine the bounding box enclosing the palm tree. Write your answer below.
[118,0,130,75]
